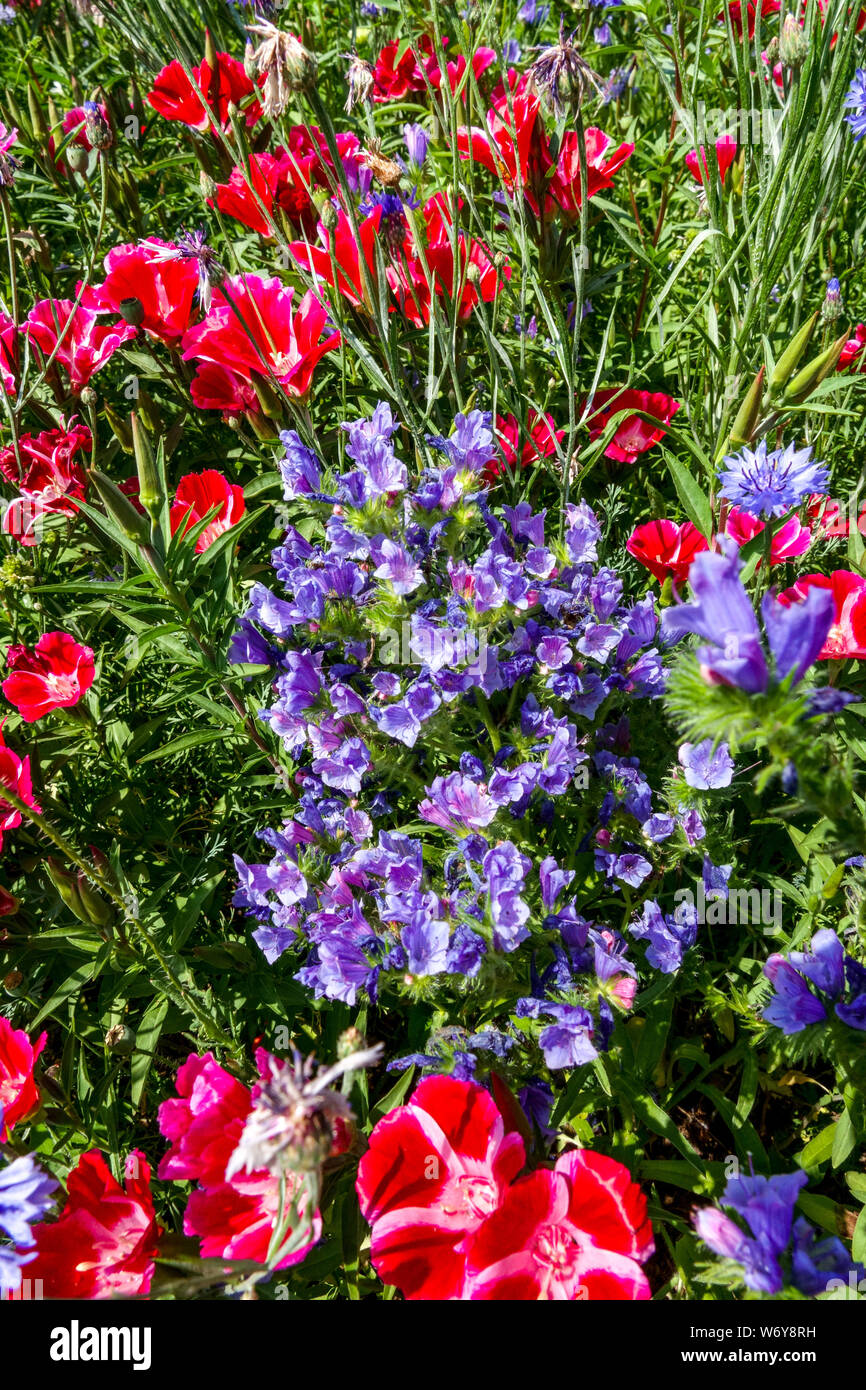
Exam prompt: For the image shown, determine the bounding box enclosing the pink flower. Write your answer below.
[724,507,812,565]
[3,631,95,723]
[289,207,384,311]
[158,1051,321,1269]
[778,570,866,659]
[465,1149,654,1300]
[355,1075,526,1300]
[189,361,259,417]
[0,311,18,395]
[838,323,866,372]
[0,728,40,853]
[61,103,110,152]
[483,410,564,484]
[169,470,245,553]
[0,420,90,546]
[685,134,738,184]
[181,276,339,401]
[87,239,199,343]
[585,388,681,463]
[0,1015,46,1140]
[25,299,136,391]
[456,81,553,211]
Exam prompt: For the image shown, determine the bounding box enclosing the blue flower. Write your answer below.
[844,68,866,140]
[0,1146,58,1294]
[678,738,734,789]
[630,898,698,973]
[718,439,829,518]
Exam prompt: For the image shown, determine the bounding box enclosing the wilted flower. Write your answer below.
[245,18,317,118]
[344,52,375,113]
[226,1044,383,1178]
[528,22,604,118]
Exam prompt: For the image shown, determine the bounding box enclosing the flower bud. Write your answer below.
[727,365,765,449]
[66,143,90,175]
[118,296,145,327]
[784,330,850,403]
[83,100,113,150]
[779,14,809,69]
[105,1023,136,1054]
[87,467,150,543]
[768,310,819,395]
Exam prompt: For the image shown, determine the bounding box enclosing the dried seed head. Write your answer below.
[527,22,604,118]
[344,53,376,114]
[363,138,403,189]
[245,18,317,119]
[226,1044,382,1180]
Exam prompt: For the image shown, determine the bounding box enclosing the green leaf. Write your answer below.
[662,450,713,538]
[130,997,169,1107]
[797,1122,837,1170]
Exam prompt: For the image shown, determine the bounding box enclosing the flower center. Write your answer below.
[532,1223,582,1276]
[442,1174,499,1221]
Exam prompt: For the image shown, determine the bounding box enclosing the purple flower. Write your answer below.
[763,956,828,1033]
[678,738,734,789]
[372,536,423,595]
[403,122,429,166]
[630,899,697,973]
[844,68,866,140]
[279,431,322,499]
[791,1217,861,1295]
[246,583,297,637]
[540,855,575,910]
[228,618,278,667]
[402,912,449,975]
[311,736,371,792]
[483,841,531,951]
[694,1170,809,1295]
[445,925,487,976]
[427,410,494,473]
[719,440,829,518]
[762,928,866,1034]
[538,1004,598,1068]
[419,773,498,832]
[662,541,833,693]
[275,650,323,713]
[0,1149,58,1293]
[341,403,406,501]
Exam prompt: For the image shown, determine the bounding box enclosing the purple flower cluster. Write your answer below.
[230,403,731,1081]
[694,1169,861,1296]
[763,927,866,1034]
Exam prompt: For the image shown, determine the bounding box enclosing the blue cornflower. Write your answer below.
[843,68,866,140]
[718,439,829,518]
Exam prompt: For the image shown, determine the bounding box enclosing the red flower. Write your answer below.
[718,1,780,37]
[181,276,339,402]
[289,206,384,311]
[3,631,95,724]
[158,1051,321,1268]
[169,470,245,554]
[372,38,432,102]
[483,410,564,484]
[0,728,40,853]
[778,570,866,659]
[424,43,497,96]
[0,421,90,520]
[214,150,320,239]
[456,81,553,210]
[838,323,866,372]
[626,519,709,585]
[0,311,17,396]
[465,1149,654,1300]
[147,51,262,132]
[585,389,681,463]
[355,1075,526,1300]
[87,239,199,343]
[724,507,811,565]
[189,361,260,418]
[25,299,136,392]
[0,1015,46,1140]
[685,134,738,185]
[550,127,635,218]
[24,1151,161,1299]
